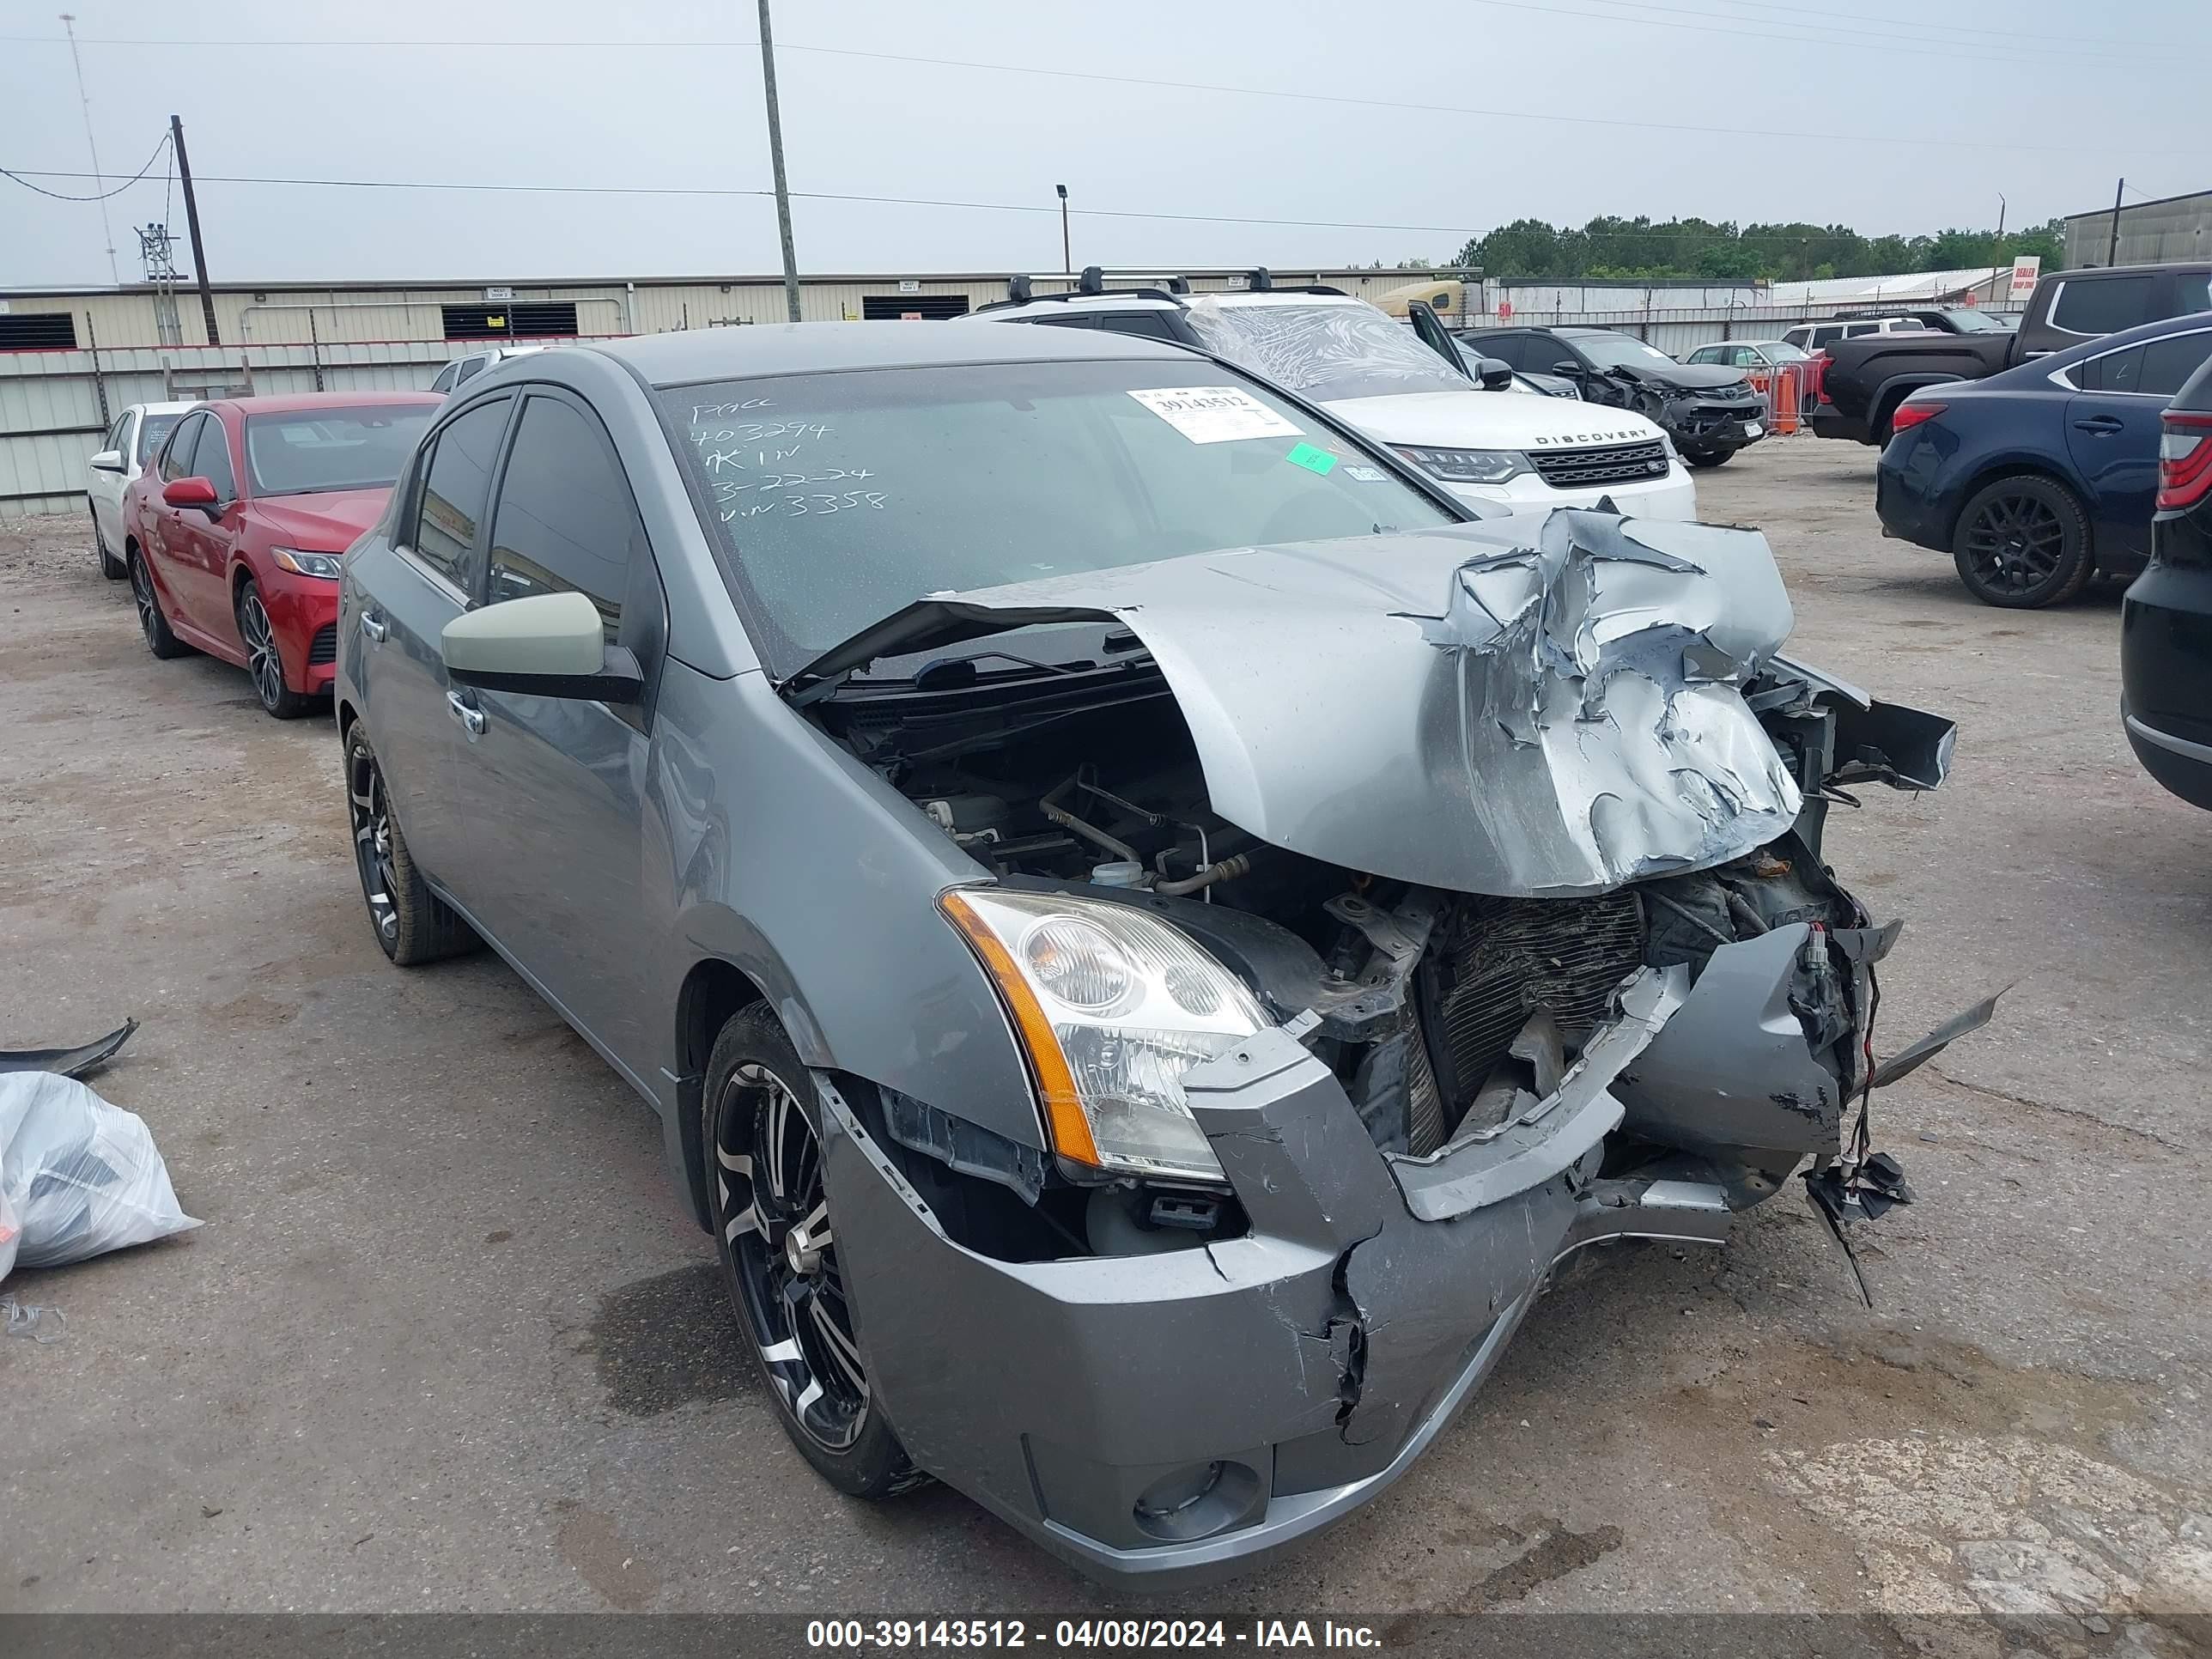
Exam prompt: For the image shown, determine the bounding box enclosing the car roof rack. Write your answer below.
[979,271,1194,313]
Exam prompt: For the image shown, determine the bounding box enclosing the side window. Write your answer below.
[105,414,131,453]
[1028,313,1097,331]
[1845,323,1878,338]
[2051,275,2156,337]
[429,362,459,394]
[1096,312,1181,343]
[192,417,238,501]
[1686,347,1717,364]
[407,396,511,591]
[159,413,204,483]
[2136,331,2212,398]
[455,356,489,385]
[2076,345,2142,392]
[485,395,636,636]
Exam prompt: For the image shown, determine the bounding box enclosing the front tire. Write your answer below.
[128,546,189,659]
[93,510,125,580]
[343,723,477,965]
[237,578,313,719]
[1951,475,2094,609]
[705,1004,921,1500]
[1682,449,1732,469]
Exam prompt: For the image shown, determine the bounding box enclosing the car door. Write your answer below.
[360,392,516,889]
[144,412,220,635]
[168,411,246,642]
[2065,325,2212,561]
[88,412,132,547]
[447,386,671,1075]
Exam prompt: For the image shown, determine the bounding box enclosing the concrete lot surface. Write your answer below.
[2,438,2208,1638]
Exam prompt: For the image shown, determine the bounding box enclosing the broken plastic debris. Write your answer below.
[0,1070,199,1283]
[1,1294,65,1343]
[0,1018,138,1081]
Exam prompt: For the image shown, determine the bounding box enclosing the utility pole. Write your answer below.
[1995,194,2006,242]
[1056,184,1070,272]
[169,114,221,346]
[756,0,801,322]
[59,14,119,285]
[2108,177,2125,267]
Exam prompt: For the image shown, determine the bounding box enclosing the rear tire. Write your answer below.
[705,1004,922,1501]
[343,723,478,966]
[128,546,190,659]
[93,510,125,580]
[1951,475,2094,609]
[237,578,314,720]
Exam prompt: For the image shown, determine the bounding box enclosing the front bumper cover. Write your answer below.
[817,970,1748,1589]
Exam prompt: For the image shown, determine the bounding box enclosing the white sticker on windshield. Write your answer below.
[1126,386,1300,445]
[1344,465,1389,482]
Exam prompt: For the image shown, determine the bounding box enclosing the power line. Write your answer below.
[0,131,168,201]
[0,166,2062,246]
[0,33,2185,153]
[1698,0,2173,52]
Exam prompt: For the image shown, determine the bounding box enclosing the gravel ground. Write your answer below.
[1,437,2207,1644]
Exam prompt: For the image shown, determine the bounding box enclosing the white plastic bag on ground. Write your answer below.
[0,1071,199,1282]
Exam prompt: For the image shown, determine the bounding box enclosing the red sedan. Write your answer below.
[123,392,441,717]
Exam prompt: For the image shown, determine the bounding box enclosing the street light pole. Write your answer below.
[756,0,801,322]
[1056,184,1070,273]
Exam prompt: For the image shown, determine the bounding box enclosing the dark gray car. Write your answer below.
[335,322,1984,1588]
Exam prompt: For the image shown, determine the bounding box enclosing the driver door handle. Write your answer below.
[2073,415,2125,434]
[447,690,485,738]
[360,611,388,643]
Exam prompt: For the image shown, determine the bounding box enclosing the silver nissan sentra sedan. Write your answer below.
[334,322,1986,1587]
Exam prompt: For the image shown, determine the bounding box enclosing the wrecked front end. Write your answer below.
[802,510,1979,1587]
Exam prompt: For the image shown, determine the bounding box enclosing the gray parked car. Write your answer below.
[336,322,1984,1587]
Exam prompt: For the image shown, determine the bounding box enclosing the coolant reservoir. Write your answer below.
[1090,860,1145,888]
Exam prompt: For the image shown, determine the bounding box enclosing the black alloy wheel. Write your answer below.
[706,1005,919,1498]
[129,548,188,659]
[1683,449,1732,469]
[1952,475,2094,609]
[343,724,477,966]
[237,580,312,718]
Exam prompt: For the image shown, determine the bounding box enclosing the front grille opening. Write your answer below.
[1415,890,1646,1139]
[1528,439,1670,489]
[307,623,337,665]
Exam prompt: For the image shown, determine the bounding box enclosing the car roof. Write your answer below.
[201,391,445,416]
[127,399,198,416]
[591,319,1198,387]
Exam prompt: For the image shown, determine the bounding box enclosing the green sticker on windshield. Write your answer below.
[1285,442,1337,476]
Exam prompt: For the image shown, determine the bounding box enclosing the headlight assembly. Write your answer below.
[270,547,343,579]
[1391,446,1530,485]
[941,888,1269,1185]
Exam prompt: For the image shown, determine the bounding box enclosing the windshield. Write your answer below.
[136,411,184,465]
[1180,299,1470,402]
[1569,332,1685,371]
[663,360,1457,676]
[243,406,437,496]
[1939,309,2010,332]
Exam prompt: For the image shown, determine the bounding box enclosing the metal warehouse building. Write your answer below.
[2063,186,2212,269]
[0,266,1462,515]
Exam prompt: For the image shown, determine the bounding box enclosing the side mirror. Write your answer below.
[163,476,219,507]
[1551,361,1583,379]
[90,449,126,473]
[1474,357,1515,392]
[441,590,643,704]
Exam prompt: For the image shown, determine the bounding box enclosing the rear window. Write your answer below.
[243,405,437,496]
[662,359,1455,676]
[136,411,183,465]
[2051,275,2158,337]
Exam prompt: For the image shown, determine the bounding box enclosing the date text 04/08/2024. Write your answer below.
[804,1620,1383,1650]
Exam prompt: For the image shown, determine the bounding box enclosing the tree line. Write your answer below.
[1428,216,2068,284]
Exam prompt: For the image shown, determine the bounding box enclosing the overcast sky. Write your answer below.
[3,0,2209,288]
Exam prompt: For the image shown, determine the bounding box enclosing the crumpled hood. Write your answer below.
[893,508,1814,896]
[1606,361,1748,392]
[248,489,391,553]
[1325,388,1666,450]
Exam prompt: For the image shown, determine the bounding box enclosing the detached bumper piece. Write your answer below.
[815,985,1747,1590]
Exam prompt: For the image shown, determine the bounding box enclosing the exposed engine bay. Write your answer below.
[795,510,1982,1270]
[824,663,1872,1180]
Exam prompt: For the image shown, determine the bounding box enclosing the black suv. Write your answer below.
[1458,325,1765,466]
[2121,350,2212,809]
